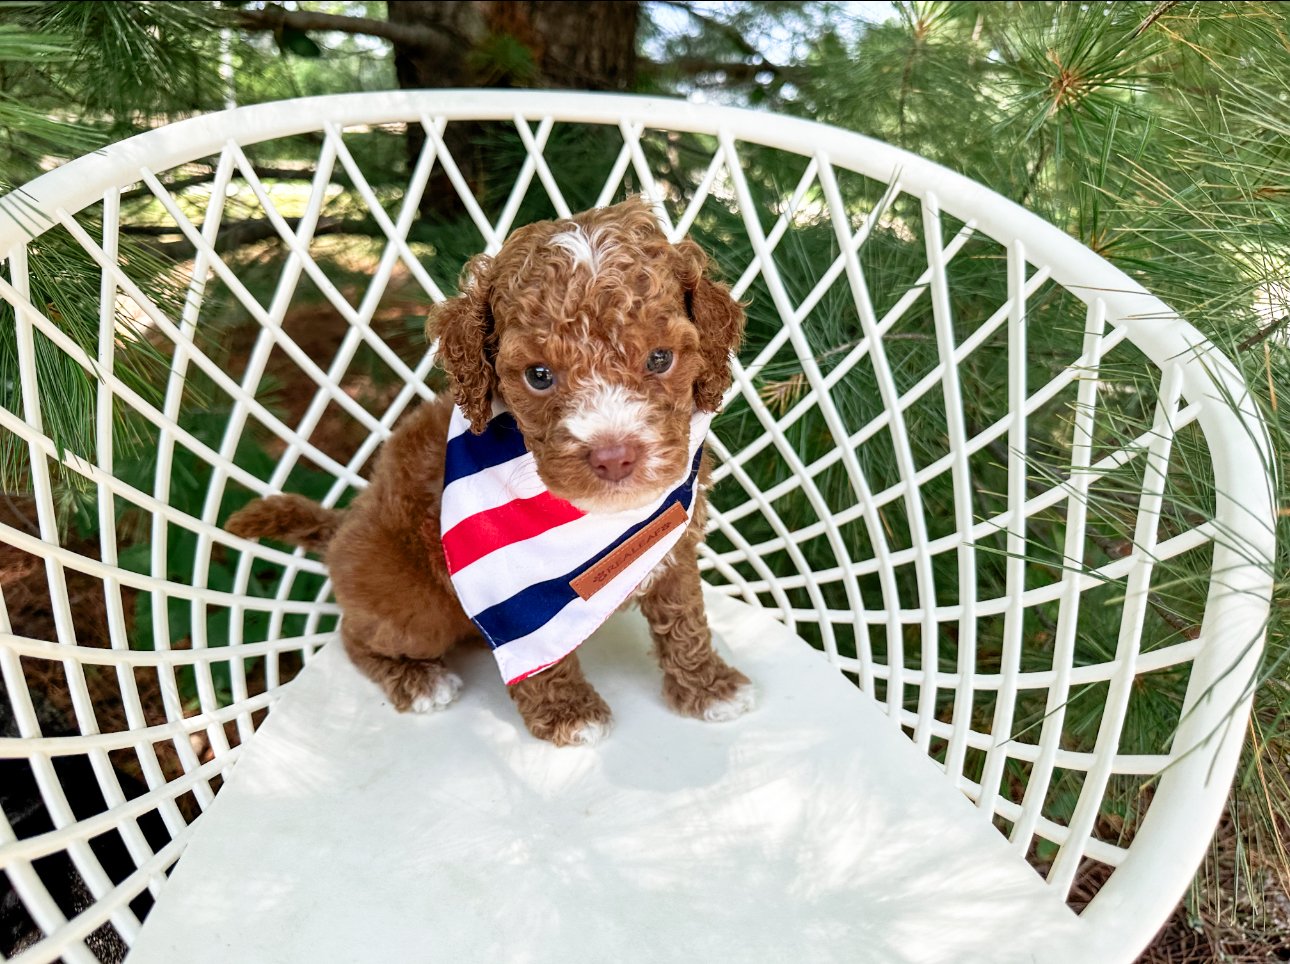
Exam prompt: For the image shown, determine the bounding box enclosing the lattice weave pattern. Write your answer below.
[0,92,1275,963]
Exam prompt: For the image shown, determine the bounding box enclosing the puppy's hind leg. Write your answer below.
[341,615,464,713]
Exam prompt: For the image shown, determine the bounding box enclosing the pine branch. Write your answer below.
[982,438,1201,640]
[1130,1,1180,41]
[654,0,765,61]
[646,56,799,83]
[896,41,918,137]
[231,4,461,54]
[1018,137,1053,207]
[644,0,797,84]
[1237,315,1290,353]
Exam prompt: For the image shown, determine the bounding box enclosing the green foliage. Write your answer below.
[278,26,324,59]
[467,31,540,86]
[0,2,227,495]
[112,405,336,706]
[0,233,178,489]
[231,1,395,104]
[652,0,1289,932]
[0,25,96,171]
[5,1,225,136]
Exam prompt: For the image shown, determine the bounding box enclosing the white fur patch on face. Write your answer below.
[563,385,659,447]
[550,224,613,275]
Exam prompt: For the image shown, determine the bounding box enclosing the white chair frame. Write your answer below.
[0,91,1276,962]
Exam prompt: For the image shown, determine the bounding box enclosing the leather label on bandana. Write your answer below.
[570,501,689,601]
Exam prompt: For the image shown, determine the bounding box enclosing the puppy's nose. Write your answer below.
[588,443,638,482]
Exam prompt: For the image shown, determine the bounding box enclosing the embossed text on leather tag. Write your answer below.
[570,501,688,601]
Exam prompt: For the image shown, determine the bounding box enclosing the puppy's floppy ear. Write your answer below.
[427,254,497,434]
[672,239,746,413]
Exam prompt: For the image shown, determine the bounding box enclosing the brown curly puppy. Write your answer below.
[227,197,754,746]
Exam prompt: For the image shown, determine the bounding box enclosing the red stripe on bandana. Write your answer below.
[441,490,585,575]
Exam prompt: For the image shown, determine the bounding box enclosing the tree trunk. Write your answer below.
[488,1,639,90]
[386,1,640,219]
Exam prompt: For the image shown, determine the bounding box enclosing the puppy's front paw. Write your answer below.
[527,697,613,748]
[510,654,613,747]
[700,681,757,722]
[663,660,755,722]
[565,717,610,747]
[409,671,463,714]
[380,659,462,714]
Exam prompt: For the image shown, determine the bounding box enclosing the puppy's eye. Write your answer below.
[524,365,556,392]
[645,348,674,375]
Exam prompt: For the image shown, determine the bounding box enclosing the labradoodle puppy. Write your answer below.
[226,197,754,746]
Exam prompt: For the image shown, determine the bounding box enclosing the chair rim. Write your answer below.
[0,88,1276,956]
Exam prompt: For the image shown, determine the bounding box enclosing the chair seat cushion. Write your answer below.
[130,590,1098,963]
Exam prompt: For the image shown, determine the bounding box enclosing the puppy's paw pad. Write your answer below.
[702,682,757,722]
[410,672,463,713]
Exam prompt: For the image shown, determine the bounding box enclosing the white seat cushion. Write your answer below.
[130,590,1099,963]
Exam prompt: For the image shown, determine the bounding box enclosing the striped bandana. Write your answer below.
[440,404,713,685]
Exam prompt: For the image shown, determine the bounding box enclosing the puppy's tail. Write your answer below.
[225,494,343,554]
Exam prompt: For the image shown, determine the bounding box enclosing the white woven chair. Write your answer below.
[0,91,1276,963]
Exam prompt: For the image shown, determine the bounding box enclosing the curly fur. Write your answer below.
[228,198,753,744]
[429,252,498,434]
[428,197,744,513]
[509,652,613,747]
[224,494,342,554]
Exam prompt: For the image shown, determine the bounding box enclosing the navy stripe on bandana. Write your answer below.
[443,411,529,487]
[473,444,705,648]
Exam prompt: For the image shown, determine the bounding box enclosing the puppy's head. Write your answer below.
[428,197,744,513]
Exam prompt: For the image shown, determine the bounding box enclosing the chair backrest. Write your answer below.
[0,91,1276,962]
